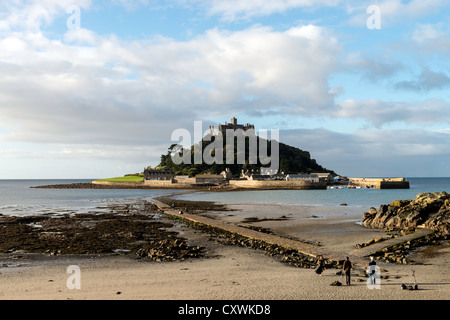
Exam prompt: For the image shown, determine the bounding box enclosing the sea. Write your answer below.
[0,179,176,217]
[0,178,449,218]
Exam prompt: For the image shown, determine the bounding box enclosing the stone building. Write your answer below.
[311,172,336,183]
[144,168,175,181]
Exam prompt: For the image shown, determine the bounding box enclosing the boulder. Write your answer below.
[330,280,342,286]
[361,192,450,234]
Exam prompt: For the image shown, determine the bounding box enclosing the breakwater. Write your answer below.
[227,179,326,190]
[141,179,327,190]
[93,178,407,190]
[349,178,410,189]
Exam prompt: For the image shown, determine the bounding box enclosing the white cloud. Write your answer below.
[393,68,450,92]
[412,23,443,43]
[347,0,447,27]
[0,141,165,178]
[342,53,404,83]
[433,128,450,134]
[1,0,449,178]
[0,0,92,31]
[197,0,342,21]
[0,23,341,147]
[334,99,450,127]
[404,24,450,57]
[0,148,22,159]
[281,127,450,176]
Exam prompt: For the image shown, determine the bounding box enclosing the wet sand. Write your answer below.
[0,202,449,300]
[209,203,387,258]
[1,239,449,300]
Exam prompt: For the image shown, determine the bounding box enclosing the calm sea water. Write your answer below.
[175,177,450,211]
[0,178,449,217]
[0,179,176,216]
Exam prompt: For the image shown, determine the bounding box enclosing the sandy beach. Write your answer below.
[1,244,449,301]
[0,201,449,301]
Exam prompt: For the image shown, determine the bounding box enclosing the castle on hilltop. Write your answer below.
[208,117,255,135]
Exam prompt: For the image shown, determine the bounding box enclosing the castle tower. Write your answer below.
[218,117,254,133]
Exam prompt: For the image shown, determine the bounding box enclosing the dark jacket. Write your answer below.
[343,259,352,272]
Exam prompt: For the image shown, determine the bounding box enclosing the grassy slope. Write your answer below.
[96,176,144,182]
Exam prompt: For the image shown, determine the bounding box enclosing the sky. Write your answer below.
[0,0,449,179]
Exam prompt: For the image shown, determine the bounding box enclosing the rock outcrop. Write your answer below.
[362,192,450,234]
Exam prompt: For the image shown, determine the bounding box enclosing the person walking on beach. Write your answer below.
[343,257,352,285]
[315,255,325,276]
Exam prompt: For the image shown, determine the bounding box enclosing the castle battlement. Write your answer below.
[218,117,255,133]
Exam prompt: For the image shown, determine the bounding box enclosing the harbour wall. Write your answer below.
[93,179,326,190]
[93,180,191,189]
[142,179,327,190]
[92,180,146,187]
[94,178,408,190]
[349,178,410,189]
[228,180,327,190]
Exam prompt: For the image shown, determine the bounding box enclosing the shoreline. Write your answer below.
[31,182,256,192]
[0,189,449,300]
[30,180,404,192]
[1,244,449,300]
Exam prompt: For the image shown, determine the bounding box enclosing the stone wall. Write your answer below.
[228,179,326,190]
[94,178,326,189]
[143,180,176,187]
[349,177,410,189]
[379,180,410,189]
[173,176,196,185]
[92,181,146,187]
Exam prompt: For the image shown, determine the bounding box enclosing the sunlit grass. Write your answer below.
[97,176,143,182]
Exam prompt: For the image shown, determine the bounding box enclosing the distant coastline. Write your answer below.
[32,175,410,191]
[32,181,322,192]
